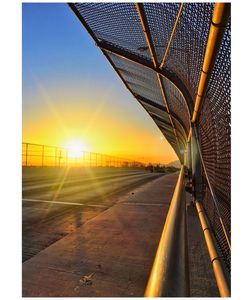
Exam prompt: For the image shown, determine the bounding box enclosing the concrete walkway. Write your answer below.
[23,173,178,297]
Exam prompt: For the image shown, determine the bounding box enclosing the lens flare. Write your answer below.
[65,140,86,158]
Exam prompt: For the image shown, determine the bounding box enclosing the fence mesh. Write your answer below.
[70,2,231,275]
[107,52,165,106]
[162,77,190,134]
[198,16,231,274]
[74,2,150,60]
[22,143,145,168]
[162,3,214,100]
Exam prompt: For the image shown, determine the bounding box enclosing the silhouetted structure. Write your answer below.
[22,142,144,168]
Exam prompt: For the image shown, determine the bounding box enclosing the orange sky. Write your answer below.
[22,85,178,164]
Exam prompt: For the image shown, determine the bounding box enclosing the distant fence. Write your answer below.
[22,142,145,168]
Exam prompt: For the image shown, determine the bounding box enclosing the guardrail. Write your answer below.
[144,165,189,297]
[195,201,230,297]
[22,142,145,168]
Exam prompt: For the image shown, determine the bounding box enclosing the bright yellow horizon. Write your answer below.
[22,92,178,164]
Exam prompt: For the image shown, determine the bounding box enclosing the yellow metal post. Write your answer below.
[192,3,230,123]
[145,166,189,297]
[196,201,230,297]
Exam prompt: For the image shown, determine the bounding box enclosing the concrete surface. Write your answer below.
[22,168,164,262]
[22,169,219,297]
[23,173,178,297]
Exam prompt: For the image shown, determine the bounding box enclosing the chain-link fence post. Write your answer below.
[42,145,44,167]
[25,143,28,166]
[191,124,202,201]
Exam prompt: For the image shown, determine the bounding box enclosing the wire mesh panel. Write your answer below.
[70,3,231,275]
[154,119,175,135]
[136,101,183,160]
[161,131,177,145]
[139,101,183,156]
[163,3,214,101]
[106,51,165,106]
[74,2,150,60]
[201,179,231,274]
[70,2,192,161]
[162,77,190,134]
[140,101,170,121]
[172,119,186,144]
[143,2,180,63]
[155,119,185,151]
[198,17,231,274]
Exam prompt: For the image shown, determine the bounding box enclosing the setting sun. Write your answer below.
[64,140,87,158]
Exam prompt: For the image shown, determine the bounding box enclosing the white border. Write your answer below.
[1,0,249,299]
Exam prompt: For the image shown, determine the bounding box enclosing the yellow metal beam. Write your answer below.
[191,3,230,123]
[196,201,230,297]
[136,3,184,159]
[135,3,158,68]
[145,166,189,297]
[160,2,184,69]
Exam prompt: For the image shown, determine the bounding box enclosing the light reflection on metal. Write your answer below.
[192,126,231,250]
[136,3,183,161]
[98,40,194,116]
[68,3,231,289]
[187,127,192,143]
[144,166,189,297]
[192,3,230,123]
[69,1,193,159]
[196,201,230,297]
[159,2,184,69]
[136,95,188,137]
[135,3,158,68]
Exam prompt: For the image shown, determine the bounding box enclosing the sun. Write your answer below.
[64,140,87,158]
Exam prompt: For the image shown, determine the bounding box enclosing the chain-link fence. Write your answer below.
[69,1,231,278]
[22,143,145,168]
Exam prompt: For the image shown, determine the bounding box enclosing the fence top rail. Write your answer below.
[22,142,144,164]
[144,165,189,297]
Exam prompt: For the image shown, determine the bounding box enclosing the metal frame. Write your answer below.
[196,201,230,297]
[191,3,230,123]
[159,2,184,69]
[187,3,231,257]
[98,40,194,114]
[144,166,189,297]
[22,142,144,168]
[136,95,189,136]
[68,3,231,296]
[192,125,231,250]
[136,3,183,160]
[185,6,231,285]
[68,3,193,162]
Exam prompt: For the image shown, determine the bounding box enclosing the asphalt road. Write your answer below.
[22,167,165,262]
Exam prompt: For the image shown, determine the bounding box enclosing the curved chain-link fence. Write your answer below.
[69,2,231,276]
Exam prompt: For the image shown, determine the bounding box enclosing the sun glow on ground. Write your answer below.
[64,140,87,158]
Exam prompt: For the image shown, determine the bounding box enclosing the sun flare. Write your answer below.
[64,140,87,158]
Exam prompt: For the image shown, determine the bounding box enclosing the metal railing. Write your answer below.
[195,201,230,297]
[69,5,231,293]
[144,166,189,297]
[22,142,145,168]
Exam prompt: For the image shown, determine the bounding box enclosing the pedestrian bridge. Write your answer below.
[69,2,231,297]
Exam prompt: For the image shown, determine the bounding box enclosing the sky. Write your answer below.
[22,2,178,164]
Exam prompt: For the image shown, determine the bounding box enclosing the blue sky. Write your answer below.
[22,3,125,104]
